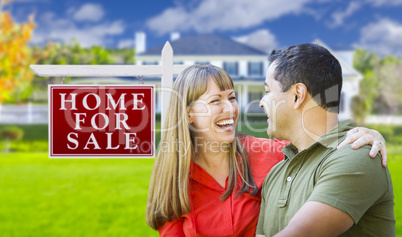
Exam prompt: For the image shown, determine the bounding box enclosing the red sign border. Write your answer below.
[48,84,155,158]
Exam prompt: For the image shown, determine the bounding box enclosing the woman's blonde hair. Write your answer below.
[146,65,257,229]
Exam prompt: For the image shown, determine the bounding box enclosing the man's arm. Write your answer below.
[274,201,353,237]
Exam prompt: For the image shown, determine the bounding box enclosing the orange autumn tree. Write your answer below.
[0,0,35,102]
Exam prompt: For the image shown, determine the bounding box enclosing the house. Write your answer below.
[135,32,362,120]
[27,33,269,124]
[135,32,269,115]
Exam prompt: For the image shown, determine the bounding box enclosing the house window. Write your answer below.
[142,61,158,65]
[195,61,209,65]
[174,61,183,65]
[224,62,238,76]
[249,62,263,76]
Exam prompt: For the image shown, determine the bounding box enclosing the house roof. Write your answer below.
[70,77,139,84]
[138,34,267,56]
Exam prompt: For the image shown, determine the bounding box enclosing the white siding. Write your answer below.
[210,61,222,68]
[239,60,248,77]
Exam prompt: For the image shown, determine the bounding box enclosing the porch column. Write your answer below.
[241,84,248,112]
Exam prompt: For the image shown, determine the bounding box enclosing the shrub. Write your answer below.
[0,126,24,152]
[0,126,24,140]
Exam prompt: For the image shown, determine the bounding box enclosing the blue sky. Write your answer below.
[5,0,402,57]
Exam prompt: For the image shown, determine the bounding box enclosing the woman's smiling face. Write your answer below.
[188,77,239,146]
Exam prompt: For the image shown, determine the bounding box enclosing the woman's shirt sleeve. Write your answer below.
[158,217,185,237]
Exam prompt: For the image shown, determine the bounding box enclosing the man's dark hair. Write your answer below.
[268,43,343,112]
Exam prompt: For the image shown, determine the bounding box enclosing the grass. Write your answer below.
[0,122,401,236]
[0,153,159,237]
[390,154,402,235]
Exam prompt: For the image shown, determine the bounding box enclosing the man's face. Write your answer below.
[259,62,294,139]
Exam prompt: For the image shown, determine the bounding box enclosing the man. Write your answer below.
[256,43,395,236]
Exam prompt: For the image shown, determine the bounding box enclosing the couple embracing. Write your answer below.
[146,43,395,237]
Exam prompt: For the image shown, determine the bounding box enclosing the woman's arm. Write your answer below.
[337,127,387,167]
[158,217,185,237]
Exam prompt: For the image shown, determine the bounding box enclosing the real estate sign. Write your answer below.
[48,85,155,158]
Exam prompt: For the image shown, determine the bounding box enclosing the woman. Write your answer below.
[146,65,386,236]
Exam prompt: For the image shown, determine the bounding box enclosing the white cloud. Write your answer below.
[365,0,402,6]
[10,0,47,2]
[233,29,279,53]
[31,10,124,47]
[72,3,105,22]
[356,18,402,57]
[146,0,312,35]
[327,2,361,28]
[118,39,135,49]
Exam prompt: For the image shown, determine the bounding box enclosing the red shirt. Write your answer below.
[158,136,287,237]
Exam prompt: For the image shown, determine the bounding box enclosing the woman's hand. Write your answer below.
[337,127,387,167]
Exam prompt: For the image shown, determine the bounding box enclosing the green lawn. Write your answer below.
[0,153,159,237]
[390,154,402,235]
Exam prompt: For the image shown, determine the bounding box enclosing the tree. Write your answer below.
[353,49,402,117]
[373,60,402,114]
[351,96,368,125]
[0,0,35,103]
[354,49,380,73]
[31,39,115,86]
[352,49,380,122]
[33,39,115,65]
[107,48,135,64]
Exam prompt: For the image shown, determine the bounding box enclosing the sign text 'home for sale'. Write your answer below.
[48,85,154,158]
